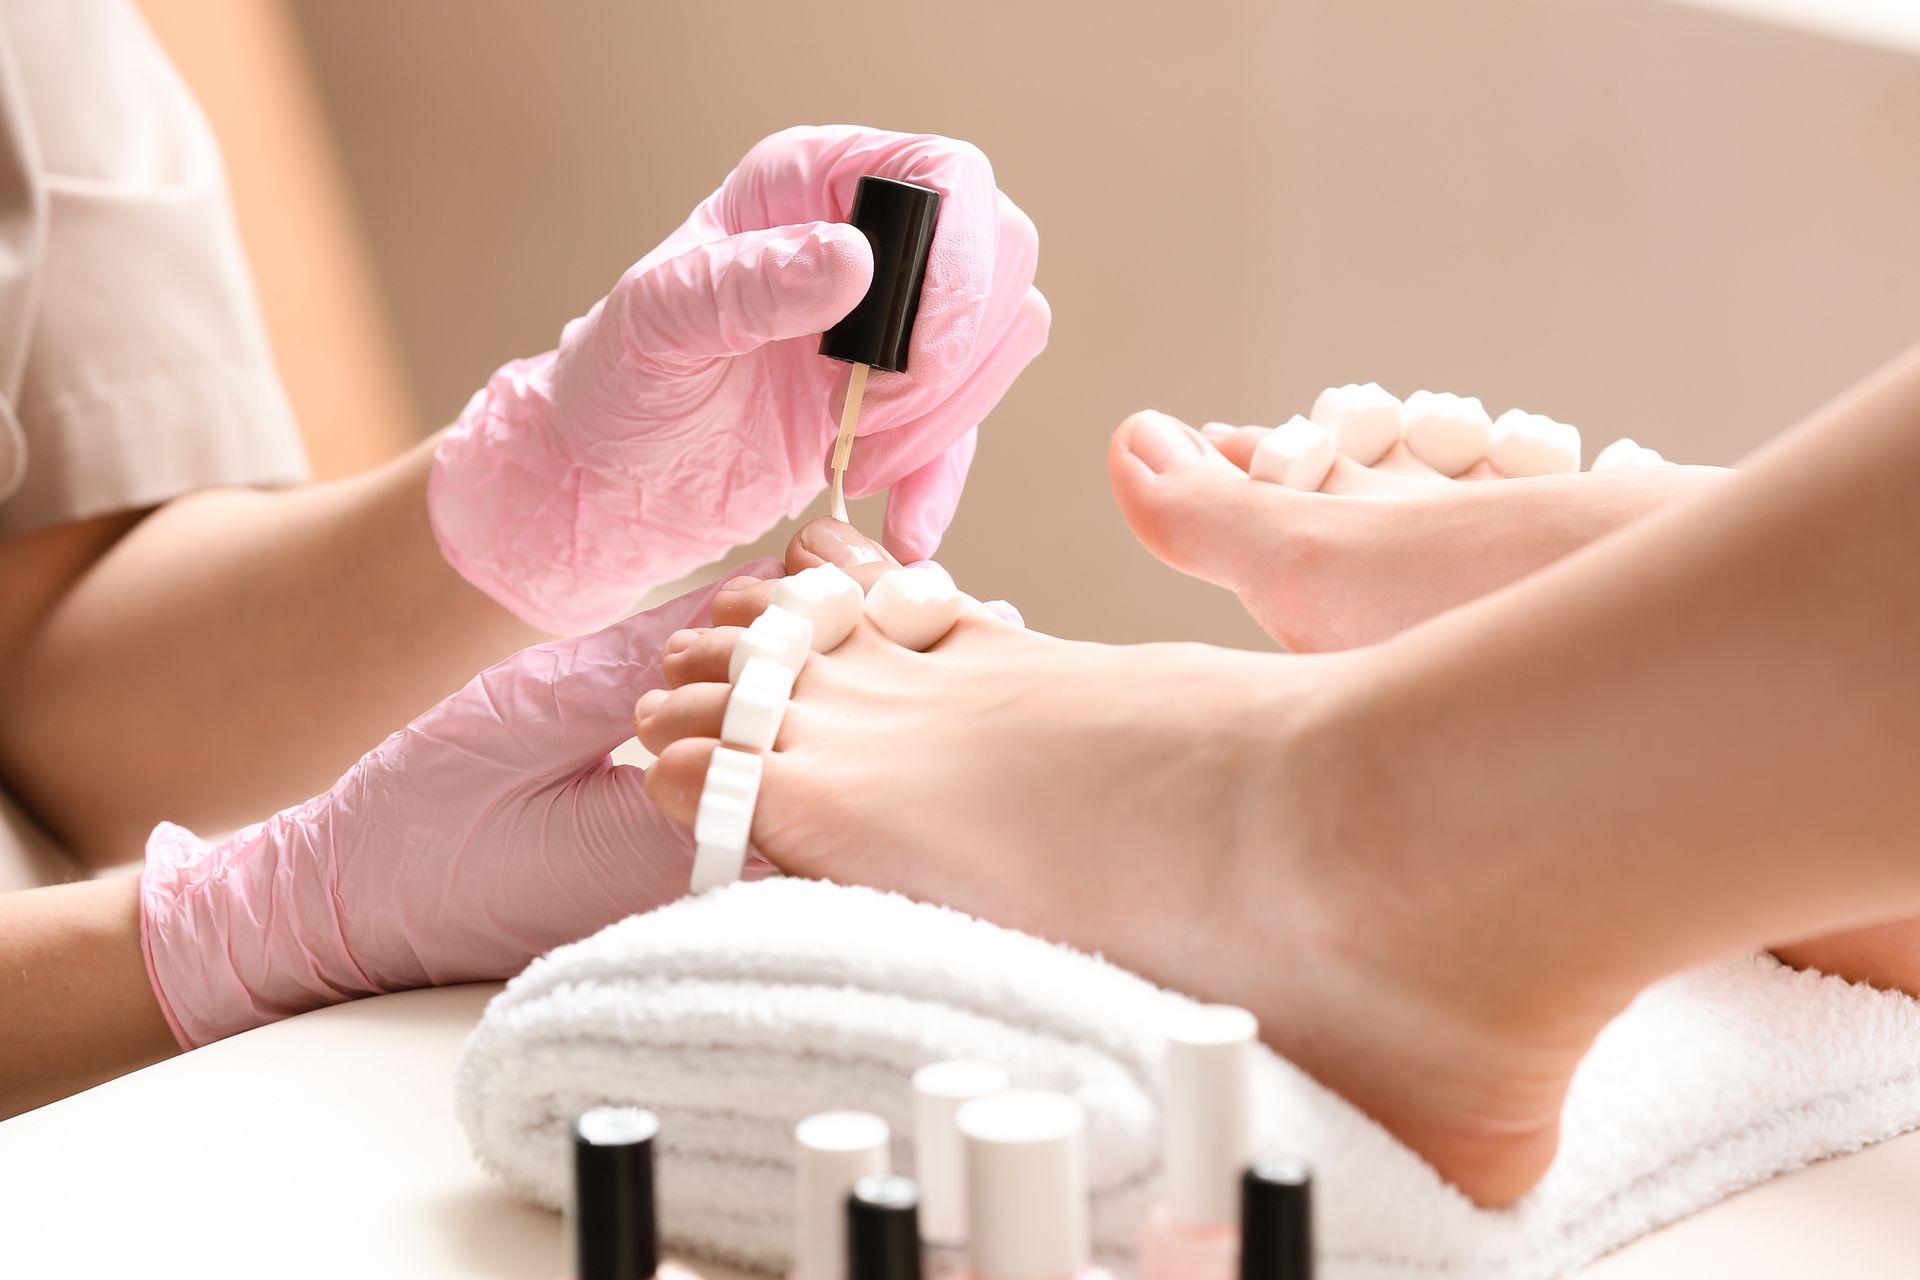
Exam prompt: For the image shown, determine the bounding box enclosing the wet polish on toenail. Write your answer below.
[801,520,886,567]
[1129,410,1203,474]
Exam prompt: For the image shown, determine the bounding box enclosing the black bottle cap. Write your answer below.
[574,1107,661,1280]
[1241,1156,1313,1280]
[847,1174,923,1280]
[819,176,943,374]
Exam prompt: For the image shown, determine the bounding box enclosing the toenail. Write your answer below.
[1126,409,1203,474]
[801,519,886,567]
[634,688,668,723]
[663,630,699,656]
[722,576,765,592]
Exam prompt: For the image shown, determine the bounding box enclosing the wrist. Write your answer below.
[139,812,375,1048]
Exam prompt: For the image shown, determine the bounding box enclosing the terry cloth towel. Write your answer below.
[456,878,1920,1278]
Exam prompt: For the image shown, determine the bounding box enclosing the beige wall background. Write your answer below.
[286,0,1920,645]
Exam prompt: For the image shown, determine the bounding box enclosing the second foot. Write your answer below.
[1107,408,1727,652]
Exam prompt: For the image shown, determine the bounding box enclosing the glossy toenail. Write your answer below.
[1127,410,1202,474]
[801,519,886,567]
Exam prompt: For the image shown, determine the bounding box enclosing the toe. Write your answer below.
[661,626,745,687]
[635,682,731,755]
[1198,422,1267,473]
[1109,410,1308,593]
[643,738,719,825]
[712,576,779,628]
[787,517,900,589]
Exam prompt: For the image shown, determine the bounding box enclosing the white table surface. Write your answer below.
[3,983,1917,1278]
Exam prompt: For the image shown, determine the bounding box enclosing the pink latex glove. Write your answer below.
[138,563,780,1049]
[429,124,1050,635]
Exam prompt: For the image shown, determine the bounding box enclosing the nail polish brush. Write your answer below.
[819,176,942,525]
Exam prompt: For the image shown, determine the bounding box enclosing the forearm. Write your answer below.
[1323,342,1920,995]
[0,877,178,1118]
[0,435,542,864]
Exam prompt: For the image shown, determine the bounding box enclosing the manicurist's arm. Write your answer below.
[0,570,775,1115]
[0,124,1047,869]
[0,437,539,866]
[0,879,178,1117]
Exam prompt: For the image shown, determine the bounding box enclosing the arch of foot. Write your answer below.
[1233,381,1673,491]
[687,561,967,894]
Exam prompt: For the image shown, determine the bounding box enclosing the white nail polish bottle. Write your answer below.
[792,1111,890,1280]
[1139,1005,1259,1280]
[954,1091,1113,1280]
[913,1060,1011,1274]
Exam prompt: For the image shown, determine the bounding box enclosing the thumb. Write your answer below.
[615,222,873,359]
[882,427,977,563]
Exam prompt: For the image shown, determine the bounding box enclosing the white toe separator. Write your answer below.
[1591,437,1671,471]
[1490,408,1582,477]
[1401,390,1493,476]
[768,564,864,652]
[1310,381,1403,466]
[728,605,814,683]
[721,657,795,752]
[864,566,963,651]
[691,746,764,894]
[1249,415,1337,491]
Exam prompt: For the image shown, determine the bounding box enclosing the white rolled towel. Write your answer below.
[458,879,1920,1279]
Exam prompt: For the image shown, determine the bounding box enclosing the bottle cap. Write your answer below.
[1164,1004,1259,1226]
[1240,1156,1314,1280]
[958,1090,1089,1279]
[848,1174,924,1280]
[912,1060,1011,1245]
[794,1111,891,1280]
[573,1106,660,1280]
[819,176,943,373]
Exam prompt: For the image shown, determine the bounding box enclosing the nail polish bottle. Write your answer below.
[792,1111,891,1280]
[1139,1005,1259,1280]
[571,1106,702,1279]
[848,1174,924,1280]
[954,1090,1113,1280]
[912,1060,1011,1274]
[1240,1157,1313,1279]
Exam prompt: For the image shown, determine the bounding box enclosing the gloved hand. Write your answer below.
[429,124,1049,635]
[139,563,780,1048]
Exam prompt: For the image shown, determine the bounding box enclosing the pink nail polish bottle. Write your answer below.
[570,1106,704,1279]
[954,1090,1113,1280]
[1139,1006,1259,1280]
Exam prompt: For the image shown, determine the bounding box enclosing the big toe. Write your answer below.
[1109,410,1305,594]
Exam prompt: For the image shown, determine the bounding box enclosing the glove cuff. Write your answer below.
[139,811,377,1049]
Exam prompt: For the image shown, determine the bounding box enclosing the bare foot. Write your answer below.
[636,521,1639,1206]
[1106,409,1727,652]
[1104,412,1920,998]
